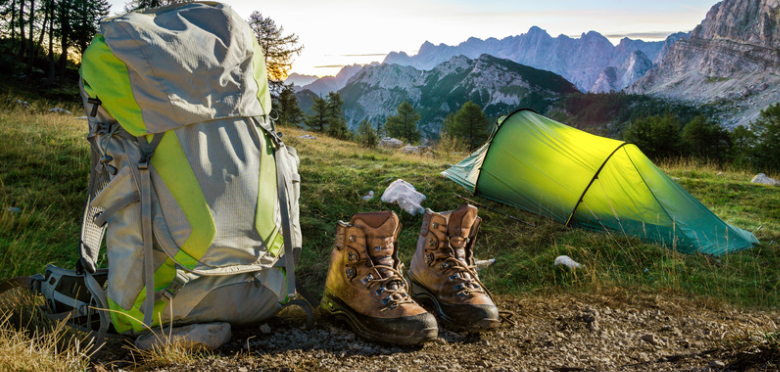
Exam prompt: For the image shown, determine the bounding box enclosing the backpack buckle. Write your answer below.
[138,152,153,170]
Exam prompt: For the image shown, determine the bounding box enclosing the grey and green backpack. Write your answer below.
[0,2,312,345]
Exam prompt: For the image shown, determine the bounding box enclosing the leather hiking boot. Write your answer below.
[321,211,438,345]
[408,203,500,332]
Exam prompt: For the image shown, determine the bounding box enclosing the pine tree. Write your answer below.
[624,114,682,160]
[325,91,350,139]
[450,101,489,150]
[72,0,110,54]
[440,112,456,138]
[385,101,421,143]
[275,83,304,127]
[355,119,378,148]
[247,11,302,97]
[682,115,730,164]
[305,95,328,133]
[751,102,780,173]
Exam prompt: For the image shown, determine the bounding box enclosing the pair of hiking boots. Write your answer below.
[321,204,498,345]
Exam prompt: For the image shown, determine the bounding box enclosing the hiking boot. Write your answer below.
[321,211,438,345]
[408,204,500,332]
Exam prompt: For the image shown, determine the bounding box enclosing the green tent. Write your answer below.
[443,109,758,256]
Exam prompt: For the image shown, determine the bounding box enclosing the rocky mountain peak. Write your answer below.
[693,0,780,47]
[629,0,780,127]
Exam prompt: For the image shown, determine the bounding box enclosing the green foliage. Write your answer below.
[325,92,350,140]
[247,11,303,96]
[624,114,682,160]
[750,102,780,175]
[305,95,328,132]
[274,83,304,127]
[440,112,455,138]
[354,119,378,148]
[450,101,489,151]
[561,92,715,132]
[385,101,421,143]
[681,115,731,165]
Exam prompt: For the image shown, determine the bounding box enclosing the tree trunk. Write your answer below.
[18,0,26,59]
[47,0,56,85]
[27,0,36,69]
[11,0,17,52]
[57,0,70,74]
[37,0,49,53]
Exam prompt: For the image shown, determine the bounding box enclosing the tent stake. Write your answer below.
[456,194,535,228]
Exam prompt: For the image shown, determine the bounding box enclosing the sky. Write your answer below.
[106,0,719,77]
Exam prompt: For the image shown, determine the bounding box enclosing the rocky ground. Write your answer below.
[95,290,779,372]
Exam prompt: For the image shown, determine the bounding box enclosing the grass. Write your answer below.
[0,93,778,368]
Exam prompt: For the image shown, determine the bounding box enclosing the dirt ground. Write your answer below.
[99,291,779,372]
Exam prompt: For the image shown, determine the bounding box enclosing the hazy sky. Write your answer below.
[106,0,718,77]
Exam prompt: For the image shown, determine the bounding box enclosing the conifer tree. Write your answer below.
[305,95,328,133]
[247,11,302,97]
[385,101,421,143]
[326,91,350,139]
[440,112,456,138]
[751,102,780,173]
[275,83,304,127]
[355,119,378,148]
[451,101,489,150]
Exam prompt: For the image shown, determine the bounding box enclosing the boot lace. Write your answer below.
[438,255,494,300]
[351,260,415,311]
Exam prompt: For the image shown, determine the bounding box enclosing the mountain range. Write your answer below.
[628,0,780,127]
[382,27,685,93]
[292,0,780,131]
[313,54,577,136]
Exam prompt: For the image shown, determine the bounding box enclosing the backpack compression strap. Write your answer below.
[136,133,164,329]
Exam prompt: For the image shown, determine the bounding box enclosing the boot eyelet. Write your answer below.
[349,235,356,242]
[432,222,439,229]
[362,274,374,285]
[374,246,382,251]
[440,263,450,269]
[348,252,357,261]
[425,253,434,265]
[454,283,462,290]
[428,238,436,248]
[449,274,458,280]
[345,267,356,279]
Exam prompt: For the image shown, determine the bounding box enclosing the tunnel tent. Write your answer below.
[442,109,758,256]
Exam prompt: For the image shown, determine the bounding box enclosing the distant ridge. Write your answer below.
[382,27,685,92]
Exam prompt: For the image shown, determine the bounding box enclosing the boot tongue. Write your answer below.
[351,211,401,289]
[447,204,478,262]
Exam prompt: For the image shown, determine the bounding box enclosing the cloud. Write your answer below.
[341,53,387,57]
[604,31,685,39]
[314,65,346,69]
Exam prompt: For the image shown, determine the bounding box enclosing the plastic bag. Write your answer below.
[381,179,426,215]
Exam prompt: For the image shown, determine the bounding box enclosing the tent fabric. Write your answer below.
[442,109,758,256]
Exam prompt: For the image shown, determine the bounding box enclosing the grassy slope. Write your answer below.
[0,99,778,308]
[0,96,778,370]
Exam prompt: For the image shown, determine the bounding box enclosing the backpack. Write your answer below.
[0,2,312,345]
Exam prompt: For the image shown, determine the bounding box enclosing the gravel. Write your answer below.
[99,291,779,371]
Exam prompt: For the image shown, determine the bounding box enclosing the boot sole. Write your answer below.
[320,289,438,345]
[409,278,500,332]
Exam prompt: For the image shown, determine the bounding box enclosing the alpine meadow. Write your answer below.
[1,0,779,371]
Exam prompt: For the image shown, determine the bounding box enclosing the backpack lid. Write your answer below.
[81,2,272,136]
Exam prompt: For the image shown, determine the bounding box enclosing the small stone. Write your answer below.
[710,360,726,368]
[238,368,248,372]
[640,334,656,345]
[134,322,231,351]
[259,323,272,334]
[476,360,491,368]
